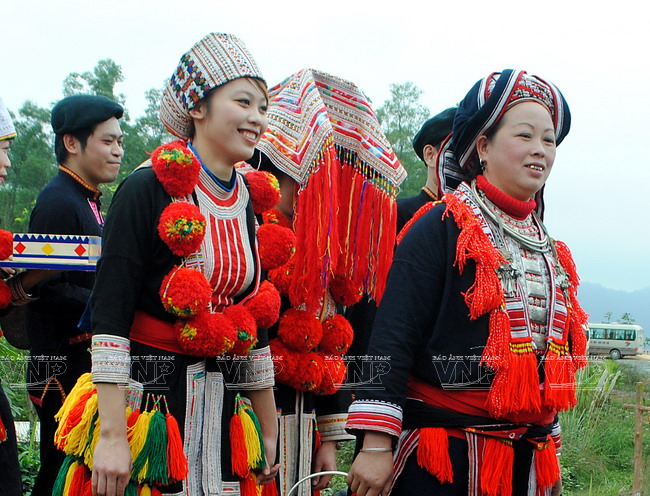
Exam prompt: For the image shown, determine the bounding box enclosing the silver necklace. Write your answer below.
[470,180,551,253]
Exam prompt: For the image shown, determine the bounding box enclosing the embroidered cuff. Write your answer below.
[6,275,38,306]
[91,334,131,384]
[551,420,562,456]
[237,346,275,390]
[346,399,403,438]
[317,413,354,442]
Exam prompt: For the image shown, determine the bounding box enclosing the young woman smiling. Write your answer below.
[346,70,586,496]
[54,34,280,496]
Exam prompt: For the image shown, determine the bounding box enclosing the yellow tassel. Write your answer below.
[84,414,101,469]
[138,460,149,483]
[64,394,98,457]
[140,484,152,496]
[55,373,94,423]
[239,405,263,468]
[62,461,79,495]
[128,410,152,461]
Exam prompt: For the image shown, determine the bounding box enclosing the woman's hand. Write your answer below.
[347,451,393,496]
[311,440,337,490]
[347,432,394,496]
[92,433,132,496]
[256,434,281,485]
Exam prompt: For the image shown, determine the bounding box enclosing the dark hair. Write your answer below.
[54,125,97,165]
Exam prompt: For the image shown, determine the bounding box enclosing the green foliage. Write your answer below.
[375,82,430,198]
[0,59,168,224]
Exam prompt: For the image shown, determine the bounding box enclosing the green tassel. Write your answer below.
[125,481,138,496]
[52,454,76,496]
[132,409,169,485]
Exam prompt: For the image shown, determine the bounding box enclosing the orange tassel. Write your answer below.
[544,345,577,411]
[67,462,89,495]
[480,438,514,496]
[482,308,510,371]
[240,474,258,496]
[416,427,453,484]
[262,481,279,496]
[396,201,435,244]
[165,413,188,481]
[230,411,249,478]
[534,437,561,490]
[488,348,541,418]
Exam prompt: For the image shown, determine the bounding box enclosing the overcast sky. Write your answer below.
[2,0,649,292]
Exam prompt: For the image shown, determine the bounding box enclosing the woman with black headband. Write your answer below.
[346,70,586,496]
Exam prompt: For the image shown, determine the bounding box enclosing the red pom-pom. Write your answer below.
[223,304,258,356]
[244,281,281,328]
[277,309,323,352]
[244,170,280,214]
[329,274,363,307]
[0,280,11,309]
[293,352,325,392]
[319,314,354,354]
[160,266,212,317]
[262,208,292,229]
[270,338,299,384]
[176,311,237,356]
[257,224,296,271]
[151,140,201,197]
[0,230,13,260]
[268,261,294,296]
[314,354,347,395]
[158,202,206,257]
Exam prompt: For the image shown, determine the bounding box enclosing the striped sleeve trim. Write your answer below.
[91,334,131,385]
[317,413,354,442]
[237,346,275,389]
[346,399,403,437]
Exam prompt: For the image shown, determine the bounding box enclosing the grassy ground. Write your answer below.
[2,335,649,495]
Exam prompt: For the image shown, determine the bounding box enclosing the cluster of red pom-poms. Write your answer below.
[0,230,13,261]
[176,311,237,356]
[268,261,294,296]
[224,304,258,357]
[262,208,292,229]
[328,274,364,307]
[243,280,281,329]
[158,202,206,257]
[257,224,296,271]
[271,311,353,394]
[151,140,201,197]
[244,170,280,214]
[160,266,212,317]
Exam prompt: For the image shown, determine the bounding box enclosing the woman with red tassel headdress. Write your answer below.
[251,69,406,495]
[347,70,587,496]
[55,34,281,496]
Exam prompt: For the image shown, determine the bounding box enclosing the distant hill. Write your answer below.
[578,282,650,338]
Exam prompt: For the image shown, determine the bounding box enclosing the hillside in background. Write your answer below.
[579,282,650,338]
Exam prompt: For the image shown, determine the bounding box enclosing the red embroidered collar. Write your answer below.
[476,174,535,220]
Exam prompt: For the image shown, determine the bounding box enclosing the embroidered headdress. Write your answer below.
[0,98,16,141]
[437,69,571,203]
[160,33,265,139]
[257,69,406,312]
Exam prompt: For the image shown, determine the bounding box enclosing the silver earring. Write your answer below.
[479,158,486,171]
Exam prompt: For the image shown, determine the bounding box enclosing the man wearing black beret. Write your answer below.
[396,107,456,232]
[26,94,123,495]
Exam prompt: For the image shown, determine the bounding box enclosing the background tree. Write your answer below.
[376,82,430,198]
[604,311,613,323]
[620,312,636,324]
[1,59,169,229]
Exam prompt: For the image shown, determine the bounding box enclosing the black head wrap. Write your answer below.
[412,107,457,161]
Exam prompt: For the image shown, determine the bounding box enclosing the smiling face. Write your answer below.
[477,101,557,201]
[64,117,123,188]
[0,139,12,183]
[190,78,268,167]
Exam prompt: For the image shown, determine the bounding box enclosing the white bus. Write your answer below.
[586,323,645,360]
